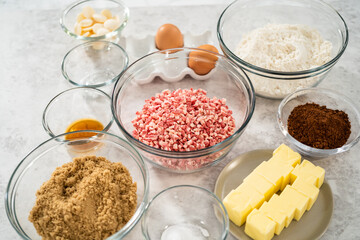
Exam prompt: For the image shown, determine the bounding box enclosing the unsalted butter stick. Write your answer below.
[259,201,286,235]
[279,185,310,221]
[245,209,276,240]
[252,161,283,193]
[253,160,294,192]
[269,161,294,191]
[223,144,299,227]
[271,143,301,167]
[235,183,266,210]
[223,190,253,226]
[290,160,325,188]
[223,185,265,226]
[292,178,320,210]
[242,145,326,240]
[265,194,295,228]
[243,173,276,201]
[246,163,324,238]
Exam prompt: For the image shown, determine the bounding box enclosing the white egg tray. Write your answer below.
[118,31,219,84]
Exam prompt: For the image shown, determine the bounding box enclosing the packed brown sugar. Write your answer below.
[29,156,137,240]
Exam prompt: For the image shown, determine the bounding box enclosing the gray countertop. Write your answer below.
[1,0,359,239]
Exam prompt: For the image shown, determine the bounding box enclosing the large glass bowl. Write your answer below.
[60,0,129,42]
[142,185,229,240]
[278,88,360,159]
[5,131,149,239]
[217,0,348,99]
[111,47,255,173]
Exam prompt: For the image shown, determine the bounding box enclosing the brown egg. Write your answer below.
[188,44,219,75]
[155,24,184,50]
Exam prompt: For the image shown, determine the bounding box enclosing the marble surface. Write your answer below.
[1,0,359,239]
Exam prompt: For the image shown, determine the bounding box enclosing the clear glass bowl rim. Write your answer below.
[111,47,256,158]
[42,87,114,140]
[277,87,360,155]
[59,0,130,41]
[5,130,149,240]
[141,184,229,240]
[61,40,129,88]
[217,0,349,77]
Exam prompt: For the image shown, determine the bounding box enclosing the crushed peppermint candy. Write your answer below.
[132,88,235,152]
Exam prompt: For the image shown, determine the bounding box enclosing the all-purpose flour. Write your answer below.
[236,24,332,72]
[235,24,333,98]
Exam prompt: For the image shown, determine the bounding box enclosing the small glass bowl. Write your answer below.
[60,0,129,42]
[141,185,229,240]
[277,88,360,159]
[111,47,255,173]
[62,41,128,88]
[5,130,149,239]
[217,0,348,99]
[43,87,113,139]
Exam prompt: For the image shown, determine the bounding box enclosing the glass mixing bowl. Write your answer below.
[217,0,348,99]
[5,130,149,239]
[278,88,360,159]
[111,47,255,173]
[42,87,113,139]
[142,185,229,240]
[62,41,128,88]
[60,0,129,43]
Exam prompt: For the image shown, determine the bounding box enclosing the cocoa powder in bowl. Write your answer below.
[287,103,351,149]
[29,156,137,240]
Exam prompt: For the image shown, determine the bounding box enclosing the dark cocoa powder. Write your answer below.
[287,103,351,149]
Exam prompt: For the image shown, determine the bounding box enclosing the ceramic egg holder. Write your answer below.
[118,31,218,84]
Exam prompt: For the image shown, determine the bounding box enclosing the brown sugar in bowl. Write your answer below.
[5,131,149,240]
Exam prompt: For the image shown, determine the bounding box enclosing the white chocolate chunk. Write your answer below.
[74,23,82,35]
[79,18,93,27]
[92,13,107,23]
[101,9,112,19]
[96,27,110,36]
[74,7,120,37]
[92,23,104,33]
[82,6,95,18]
[76,13,86,23]
[104,19,120,31]
[82,26,93,32]
[82,31,90,37]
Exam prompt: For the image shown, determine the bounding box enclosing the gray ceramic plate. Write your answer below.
[214,149,333,240]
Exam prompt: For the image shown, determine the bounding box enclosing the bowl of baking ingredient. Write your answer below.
[278,88,360,159]
[5,130,149,240]
[142,185,229,240]
[62,41,128,88]
[43,87,113,140]
[60,0,129,42]
[111,47,255,173]
[217,0,348,99]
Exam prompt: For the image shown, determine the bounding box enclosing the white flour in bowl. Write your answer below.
[235,24,332,98]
